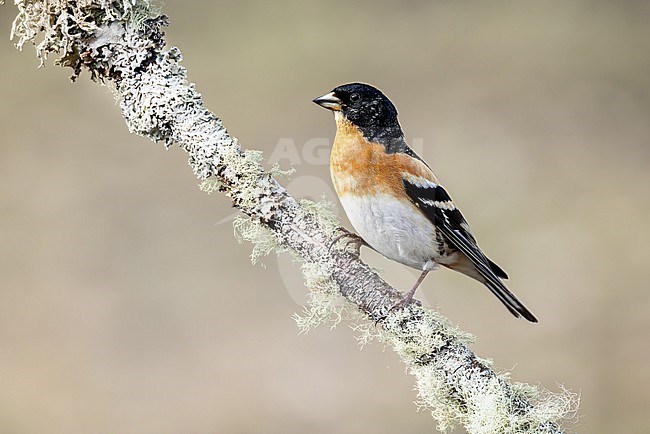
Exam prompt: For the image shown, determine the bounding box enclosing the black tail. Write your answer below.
[482,277,538,323]
[487,258,508,279]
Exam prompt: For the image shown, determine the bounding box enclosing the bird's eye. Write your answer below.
[350,93,360,102]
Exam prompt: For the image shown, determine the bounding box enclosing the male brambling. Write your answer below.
[313,83,537,322]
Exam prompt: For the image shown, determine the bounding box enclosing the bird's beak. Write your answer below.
[312,91,342,111]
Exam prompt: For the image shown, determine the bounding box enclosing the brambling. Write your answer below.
[313,83,537,322]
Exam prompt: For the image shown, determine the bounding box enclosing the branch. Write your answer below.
[7,1,577,432]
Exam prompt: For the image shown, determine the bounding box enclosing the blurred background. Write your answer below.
[1,1,649,432]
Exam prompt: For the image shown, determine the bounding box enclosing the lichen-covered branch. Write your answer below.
[7,1,577,432]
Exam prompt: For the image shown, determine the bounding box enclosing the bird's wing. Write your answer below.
[401,175,537,322]
[401,176,494,274]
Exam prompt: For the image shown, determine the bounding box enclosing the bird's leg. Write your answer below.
[386,269,430,314]
[329,227,368,256]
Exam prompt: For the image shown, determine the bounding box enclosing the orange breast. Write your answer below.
[329,114,436,198]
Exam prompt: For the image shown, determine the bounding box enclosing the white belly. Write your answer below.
[338,193,440,270]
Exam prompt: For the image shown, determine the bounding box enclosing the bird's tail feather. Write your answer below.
[482,276,538,323]
[487,258,508,279]
[442,254,537,322]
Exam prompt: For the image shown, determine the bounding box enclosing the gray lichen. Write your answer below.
[11,0,155,69]
[8,2,578,432]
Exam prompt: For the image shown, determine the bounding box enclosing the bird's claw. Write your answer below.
[329,228,367,256]
[388,293,416,313]
[375,293,421,324]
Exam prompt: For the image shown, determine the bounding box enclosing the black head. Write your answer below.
[313,83,403,144]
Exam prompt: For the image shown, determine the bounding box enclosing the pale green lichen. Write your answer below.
[409,363,578,433]
[127,0,161,30]
[293,261,343,332]
[310,300,576,433]
[229,195,353,333]
[349,305,475,365]
[208,144,286,221]
[298,197,340,235]
[471,380,577,434]
[269,163,295,180]
[378,307,475,431]
[527,385,579,430]
[290,197,370,333]
[348,320,384,349]
[232,215,286,267]
[199,149,263,196]
[411,364,460,432]
[198,179,222,195]
[383,306,475,358]
[292,260,366,333]
[218,145,265,203]
[460,376,517,434]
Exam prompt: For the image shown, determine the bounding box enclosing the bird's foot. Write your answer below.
[387,292,417,315]
[329,227,367,257]
[375,293,420,324]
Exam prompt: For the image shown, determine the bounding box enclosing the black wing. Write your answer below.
[402,178,537,322]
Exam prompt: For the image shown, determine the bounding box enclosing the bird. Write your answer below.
[313,83,537,322]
